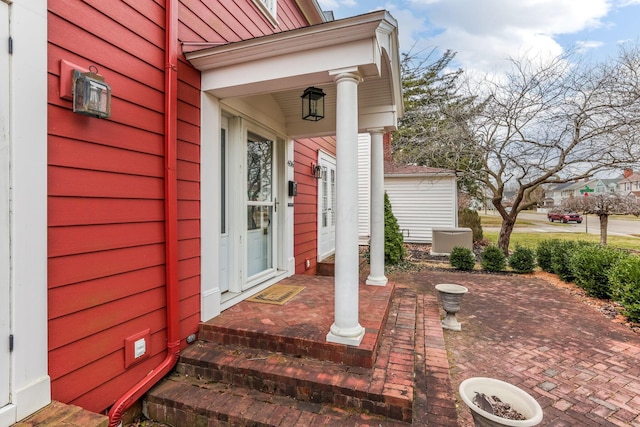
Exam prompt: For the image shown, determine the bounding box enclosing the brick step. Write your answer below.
[144,287,422,425]
[146,372,411,427]
[198,285,394,370]
[199,321,379,369]
[173,339,413,422]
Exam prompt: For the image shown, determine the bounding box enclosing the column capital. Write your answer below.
[367,127,385,135]
[329,67,362,84]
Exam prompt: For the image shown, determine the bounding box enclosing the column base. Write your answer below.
[366,275,388,286]
[326,323,365,346]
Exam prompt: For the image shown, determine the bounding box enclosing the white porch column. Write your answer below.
[326,69,365,346]
[366,129,388,286]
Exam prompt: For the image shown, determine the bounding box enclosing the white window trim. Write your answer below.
[252,0,278,27]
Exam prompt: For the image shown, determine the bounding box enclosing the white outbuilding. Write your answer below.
[358,133,458,244]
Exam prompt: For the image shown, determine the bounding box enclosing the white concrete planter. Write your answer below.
[459,377,543,427]
[435,283,468,331]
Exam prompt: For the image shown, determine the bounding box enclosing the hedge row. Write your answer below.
[537,239,640,321]
[448,240,640,322]
[449,245,535,274]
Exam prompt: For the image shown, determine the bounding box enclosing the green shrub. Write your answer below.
[550,240,581,282]
[384,192,405,265]
[609,255,640,322]
[450,246,475,271]
[536,239,560,273]
[458,208,483,242]
[569,245,626,299]
[509,246,536,273]
[481,245,506,272]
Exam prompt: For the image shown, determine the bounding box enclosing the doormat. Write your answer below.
[246,284,305,305]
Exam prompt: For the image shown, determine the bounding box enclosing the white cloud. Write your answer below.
[319,0,628,75]
[316,0,360,12]
[576,40,605,52]
[395,0,611,73]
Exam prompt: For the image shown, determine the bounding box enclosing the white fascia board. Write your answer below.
[199,38,378,97]
[376,23,403,118]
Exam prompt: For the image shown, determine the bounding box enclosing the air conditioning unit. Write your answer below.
[431,228,473,255]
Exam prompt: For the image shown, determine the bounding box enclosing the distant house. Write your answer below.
[545,174,628,208]
[358,134,458,244]
[617,169,640,201]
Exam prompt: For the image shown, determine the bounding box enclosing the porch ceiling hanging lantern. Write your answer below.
[72,65,112,119]
[301,86,325,121]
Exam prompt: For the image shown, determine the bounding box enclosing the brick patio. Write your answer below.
[390,268,640,427]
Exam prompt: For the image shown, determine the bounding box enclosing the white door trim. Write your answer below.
[0,0,12,416]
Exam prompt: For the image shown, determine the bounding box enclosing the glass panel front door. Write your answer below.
[246,133,275,280]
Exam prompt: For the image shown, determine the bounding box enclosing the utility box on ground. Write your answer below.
[431,228,473,255]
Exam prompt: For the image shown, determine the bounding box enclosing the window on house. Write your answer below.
[253,0,277,25]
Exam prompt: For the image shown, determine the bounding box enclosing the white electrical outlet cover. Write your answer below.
[134,338,146,359]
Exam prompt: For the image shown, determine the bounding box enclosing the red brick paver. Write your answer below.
[393,270,640,427]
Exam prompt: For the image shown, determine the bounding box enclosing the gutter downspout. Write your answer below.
[107,0,180,425]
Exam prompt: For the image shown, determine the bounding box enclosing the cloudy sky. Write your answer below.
[317,0,640,73]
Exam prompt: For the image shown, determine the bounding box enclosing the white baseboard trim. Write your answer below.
[15,375,51,421]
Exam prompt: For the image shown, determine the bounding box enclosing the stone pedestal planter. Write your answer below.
[435,283,468,331]
[459,377,543,427]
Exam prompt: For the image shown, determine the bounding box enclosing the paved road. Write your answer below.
[484,211,640,238]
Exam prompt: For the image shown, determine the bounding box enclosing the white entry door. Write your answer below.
[317,152,336,260]
[0,0,12,411]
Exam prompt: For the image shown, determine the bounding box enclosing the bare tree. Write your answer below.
[562,193,640,245]
[466,46,640,254]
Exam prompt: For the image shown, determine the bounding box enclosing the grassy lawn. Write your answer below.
[483,231,640,252]
[479,215,534,227]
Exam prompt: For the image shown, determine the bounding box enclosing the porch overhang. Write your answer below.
[184,10,403,137]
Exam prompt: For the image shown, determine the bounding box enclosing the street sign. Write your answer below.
[579,185,594,194]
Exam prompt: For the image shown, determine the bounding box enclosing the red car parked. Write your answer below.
[547,212,583,223]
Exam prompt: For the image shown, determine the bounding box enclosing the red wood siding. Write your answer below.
[46,0,204,412]
[179,0,310,46]
[293,137,336,274]
[47,0,314,414]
